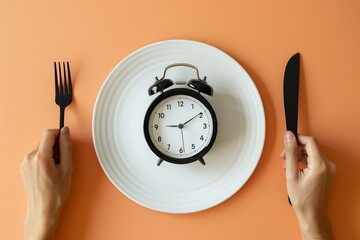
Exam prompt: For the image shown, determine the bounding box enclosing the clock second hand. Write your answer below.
[180,128,185,153]
[165,123,185,153]
[166,112,202,153]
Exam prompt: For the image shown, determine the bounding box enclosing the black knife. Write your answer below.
[283,52,300,206]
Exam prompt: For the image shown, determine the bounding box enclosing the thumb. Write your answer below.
[284,131,299,180]
[59,126,73,173]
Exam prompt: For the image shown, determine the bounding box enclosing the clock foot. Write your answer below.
[157,158,164,166]
[198,158,206,165]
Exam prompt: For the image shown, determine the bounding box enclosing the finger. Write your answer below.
[59,126,73,172]
[280,146,306,159]
[280,149,286,159]
[20,144,39,176]
[28,144,39,159]
[38,129,59,158]
[298,145,306,154]
[326,159,337,179]
[284,131,299,179]
[297,135,323,168]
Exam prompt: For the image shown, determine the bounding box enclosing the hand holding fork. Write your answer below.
[54,61,73,164]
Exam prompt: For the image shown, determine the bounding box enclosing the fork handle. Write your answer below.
[59,107,65,129]
[53,135,60,165]
[54,107,65,164]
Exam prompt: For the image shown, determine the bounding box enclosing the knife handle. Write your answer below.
[287,133,299,206]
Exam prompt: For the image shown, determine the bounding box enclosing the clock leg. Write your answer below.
[157,158,164,166]
[198,158,206,165]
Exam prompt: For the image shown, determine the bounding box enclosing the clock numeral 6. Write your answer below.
[179,147,184,153]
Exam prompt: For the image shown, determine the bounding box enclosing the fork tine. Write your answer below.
[58,62,63,95]
[54,60,73,134]
[54,62,59,94]
[67,61,72,96]
[63,62,68,95]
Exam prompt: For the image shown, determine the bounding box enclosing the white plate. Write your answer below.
[92,40,265,214]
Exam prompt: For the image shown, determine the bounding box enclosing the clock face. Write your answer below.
[144,88,217,164]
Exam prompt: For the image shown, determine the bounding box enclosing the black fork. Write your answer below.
[55,61,73,129]
[54,61,73,163]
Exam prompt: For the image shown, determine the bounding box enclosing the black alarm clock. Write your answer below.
[143,63,218,166]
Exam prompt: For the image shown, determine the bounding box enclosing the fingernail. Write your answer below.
[61,126,70,137]
[284,131,293,143]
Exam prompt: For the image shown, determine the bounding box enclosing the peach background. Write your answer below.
[1,0,359,239]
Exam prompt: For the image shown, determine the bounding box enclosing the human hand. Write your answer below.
[281,131,336,240]
[21,127,72,240]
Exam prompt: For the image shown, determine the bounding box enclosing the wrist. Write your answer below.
[296,212,332,240]
[25,207,61,240]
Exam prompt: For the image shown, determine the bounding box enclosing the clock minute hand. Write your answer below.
[182,112,203,126]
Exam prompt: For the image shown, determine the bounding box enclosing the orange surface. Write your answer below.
[1,0,360,239]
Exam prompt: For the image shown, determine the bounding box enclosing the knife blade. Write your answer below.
[284,53,300,137]
[283,52,300,206]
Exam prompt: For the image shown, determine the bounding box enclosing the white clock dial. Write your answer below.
[148,94,214,159]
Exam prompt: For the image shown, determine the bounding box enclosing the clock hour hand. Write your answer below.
[182,112,203,126]
[166,124,180,128]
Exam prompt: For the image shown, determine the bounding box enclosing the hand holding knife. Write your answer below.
[283,52,300,206]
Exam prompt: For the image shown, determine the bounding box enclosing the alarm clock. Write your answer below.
[143,63,218,166]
